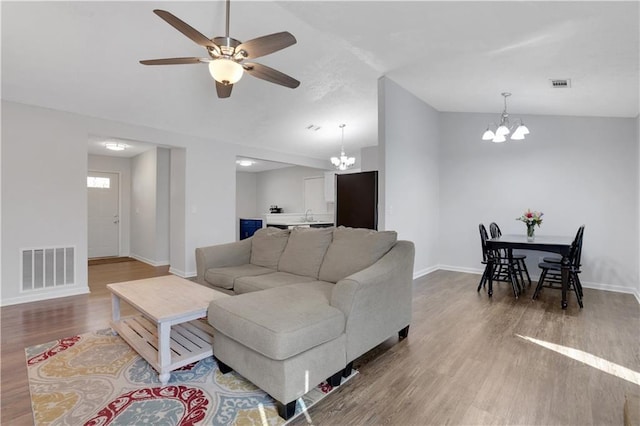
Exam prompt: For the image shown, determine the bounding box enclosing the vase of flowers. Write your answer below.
[516,209,543,241]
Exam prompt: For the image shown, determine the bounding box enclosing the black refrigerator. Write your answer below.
[335,171,378,230]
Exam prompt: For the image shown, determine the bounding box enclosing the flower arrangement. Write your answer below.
[516,209,543,239]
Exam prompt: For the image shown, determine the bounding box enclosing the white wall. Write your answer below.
[169,148,186,277]
[637,114,640,301]
[156,147,170,264]
[0,101,237,304]
[438,112,639,294]
[255,166,327,215]
[236,171,258,240]
[361,146,379,172]
[236,172,258,219]
[131,149,160,264]
[1,102,90,304]
[379,77,441,276]
[88,154,131,256]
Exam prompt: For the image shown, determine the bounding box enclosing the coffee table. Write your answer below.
[107,275,229,384]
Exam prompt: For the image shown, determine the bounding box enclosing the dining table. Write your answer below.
[485,234,574,309]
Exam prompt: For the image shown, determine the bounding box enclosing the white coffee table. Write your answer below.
[107,275,229,384]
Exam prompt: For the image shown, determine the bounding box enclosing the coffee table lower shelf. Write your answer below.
[111,314,214,384]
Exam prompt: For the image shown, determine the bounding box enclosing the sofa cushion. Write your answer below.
[318,226,398,283]
[250,227,290,269]
[234,271,316,294]
[208,281,345,360]
[278,227,333,278]
[204,264,274,290]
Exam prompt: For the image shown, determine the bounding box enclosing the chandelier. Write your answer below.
[330,124,355,170]
[482,92,530,143]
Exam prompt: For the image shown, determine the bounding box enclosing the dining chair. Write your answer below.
[532,225,585,308]
[477,223,522,298]
[489,222,532,287]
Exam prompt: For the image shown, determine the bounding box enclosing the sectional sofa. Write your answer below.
[195,226,415,419]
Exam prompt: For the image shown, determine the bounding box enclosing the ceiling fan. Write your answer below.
[140,0,300,99]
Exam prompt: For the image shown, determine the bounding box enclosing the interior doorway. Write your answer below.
[87,171,120,258]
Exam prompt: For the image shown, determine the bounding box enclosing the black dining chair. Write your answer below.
[533,225,585,308]
[477,223,522,298]
[489,222,532,288]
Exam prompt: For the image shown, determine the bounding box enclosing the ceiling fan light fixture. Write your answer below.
[208,58,243,84]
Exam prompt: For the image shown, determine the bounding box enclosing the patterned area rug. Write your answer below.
[26,329,356,425]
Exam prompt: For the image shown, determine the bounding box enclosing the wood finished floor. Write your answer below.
[1,264,639,425]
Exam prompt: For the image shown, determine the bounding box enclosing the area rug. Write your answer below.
[26,329,357,425]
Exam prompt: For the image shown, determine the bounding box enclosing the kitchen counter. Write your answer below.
[264,213,334,229]
[266,220,334,229]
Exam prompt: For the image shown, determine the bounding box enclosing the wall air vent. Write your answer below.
[21,247,75,291]
[550,79,571,88]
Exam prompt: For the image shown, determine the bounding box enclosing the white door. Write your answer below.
[88,171,120,258]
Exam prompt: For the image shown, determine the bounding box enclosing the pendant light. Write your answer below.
[330,124,356,171]
[482,92,530,143]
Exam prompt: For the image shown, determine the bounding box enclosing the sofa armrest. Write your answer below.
[330,240,415,362]
[195,238,252,285]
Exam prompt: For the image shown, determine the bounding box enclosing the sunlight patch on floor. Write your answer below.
[516,334,640,386]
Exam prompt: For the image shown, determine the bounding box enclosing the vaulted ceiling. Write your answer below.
[2,1,638,161]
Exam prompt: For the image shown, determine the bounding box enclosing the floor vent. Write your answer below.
[550,79,571,88]
[22,247,75,291]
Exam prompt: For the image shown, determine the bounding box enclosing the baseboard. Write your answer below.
[129,254,169,267]
[413,265,439,280]
[438,264,484,275]
[435,265,639,304]
[168,267,196,278]
[0,286,90,307]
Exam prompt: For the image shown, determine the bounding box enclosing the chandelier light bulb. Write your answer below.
[495,125,510,137]
[481,92,529,143]
[208,58,243,84]
[482,129,495,140]
[330,124,355,170]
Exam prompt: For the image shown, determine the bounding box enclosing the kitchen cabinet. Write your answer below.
[240,218,263,240]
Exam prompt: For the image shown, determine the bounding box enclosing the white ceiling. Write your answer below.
[2,1,638,162]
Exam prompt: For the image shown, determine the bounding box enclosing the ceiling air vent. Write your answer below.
[550,79,571,88]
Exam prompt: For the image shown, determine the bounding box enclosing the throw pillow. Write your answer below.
[318,226,397,283]
[250,227,290,270]
[278,227,334,279]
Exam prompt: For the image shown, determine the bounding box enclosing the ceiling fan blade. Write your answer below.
[153,9,218,50]
[243,62,300,89]
[140,57,207,65]
[236,32,296,60]
[216,81,233,98]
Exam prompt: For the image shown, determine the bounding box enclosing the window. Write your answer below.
[87,176,110,188]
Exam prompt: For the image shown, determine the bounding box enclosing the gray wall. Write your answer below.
[255,166,327,215]
[131,148,170,265]
[379,77,441,276]
[438,112,639,293]
[236,172,258,219]
[360,146,379,172]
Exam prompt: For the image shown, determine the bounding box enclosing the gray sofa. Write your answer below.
[195,226,415,419]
